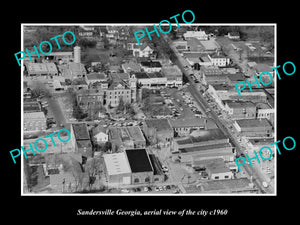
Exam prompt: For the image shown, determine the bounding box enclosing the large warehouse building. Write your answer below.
[103,149,164,186]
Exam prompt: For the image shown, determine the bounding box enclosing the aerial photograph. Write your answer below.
[21,24,275,195]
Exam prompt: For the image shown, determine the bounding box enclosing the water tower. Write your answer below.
[73,46,81,63]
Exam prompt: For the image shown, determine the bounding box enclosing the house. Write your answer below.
[228,32,240,40]
[143,119,174,146]
[109,126,146,151]
[131,43,154,58]
[223,100,256,119]
[233,118,273,138]
[183,30,208,40]
[71,123,93,158]
[92,125,108,144]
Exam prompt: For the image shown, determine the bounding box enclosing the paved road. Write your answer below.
[160,34,273,194]
[47,96,67,129]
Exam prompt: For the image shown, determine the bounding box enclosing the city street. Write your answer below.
[160,34,273,194]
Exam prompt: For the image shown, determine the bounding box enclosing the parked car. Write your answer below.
[121,189,130,193]
[143,187,149,192]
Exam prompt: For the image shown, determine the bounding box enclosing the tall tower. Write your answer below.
[74,46,81,63]
[129,74,137,103]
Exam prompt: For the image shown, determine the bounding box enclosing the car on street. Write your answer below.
[121,189,130,193]
[162,165,169,172]
[143,187,149,192]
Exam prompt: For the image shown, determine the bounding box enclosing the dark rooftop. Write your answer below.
[125,149,153,173]
[140,61,162,68]
[72,123,90,140]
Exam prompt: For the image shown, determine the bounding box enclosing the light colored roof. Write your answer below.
[26,62,58,74]
[170,118,205,128]
[109,126,146,143]
[47,52,73,56]
[103,152,131,175]
[24,111,46,120]
[161,65,182,76]
[199,40,219,50]
[235,118,272,128]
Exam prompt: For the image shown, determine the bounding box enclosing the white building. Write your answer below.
[183,30,208,40]
[103,152,132,185]
[208,53,230,67]
[73,46,81,63]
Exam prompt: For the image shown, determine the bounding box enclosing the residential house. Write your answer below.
[131,43,154,58]
[92,125,108,145]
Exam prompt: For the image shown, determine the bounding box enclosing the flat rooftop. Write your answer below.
[248,138,275,146]
[26,62,58,74]
[125,149,153,173]
[72,123,90,140]
[235,118,272,128]
[176,129,228,145]
[170,118,206,128]
[179,142,232,153]
[103,152,131,176]
[144,119,172,132]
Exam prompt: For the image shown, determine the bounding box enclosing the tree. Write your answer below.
[116,96,125,112]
